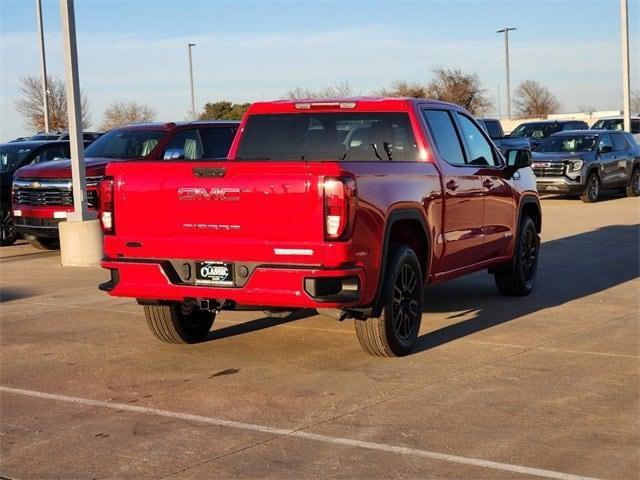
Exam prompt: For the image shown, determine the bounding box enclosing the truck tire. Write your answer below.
[144,303,215,344]
[27,237,59,250]
[355,246,423,357]
[580,172,600,203]
[626,166,640,197]
[494,216,539,296]
[0,209,18,246]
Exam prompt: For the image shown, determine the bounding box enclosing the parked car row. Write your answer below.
[7,121,238,248]
[4,98,638,356]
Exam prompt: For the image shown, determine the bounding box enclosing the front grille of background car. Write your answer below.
[13,177,101,208]
[533,163,565,177]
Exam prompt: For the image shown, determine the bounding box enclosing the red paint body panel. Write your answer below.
[101,98,539,311]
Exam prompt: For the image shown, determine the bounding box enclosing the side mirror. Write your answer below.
[506,148,531,169]
[163,148,185,160]
[599,145,613,154]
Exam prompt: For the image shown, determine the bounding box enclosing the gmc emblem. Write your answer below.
[178,187,240,201]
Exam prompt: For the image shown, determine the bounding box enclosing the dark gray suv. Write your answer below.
[532,130,640,202]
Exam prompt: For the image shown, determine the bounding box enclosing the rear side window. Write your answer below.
[423,110,465,166]
[199,127,236,158]
[612,133,628,151]
[236,112,418,161]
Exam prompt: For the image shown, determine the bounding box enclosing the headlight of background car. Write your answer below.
[569,159,584,171]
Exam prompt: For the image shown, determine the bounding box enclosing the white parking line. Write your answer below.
[1,385,600,480]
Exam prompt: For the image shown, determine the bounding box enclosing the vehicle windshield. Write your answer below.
[510,123,560,139]
[536,135,597,153]
[0,145,33,172]
[236,112,418,161]
[591,119,623,131]
[84,129,165,159]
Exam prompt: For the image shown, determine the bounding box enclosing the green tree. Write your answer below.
[198,101,251,121]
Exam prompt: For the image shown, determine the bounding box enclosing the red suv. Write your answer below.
[100,98,540,356]
[12,121,239,249]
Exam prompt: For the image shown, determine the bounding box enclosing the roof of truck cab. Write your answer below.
[116,120,240,131]
[248,97,459,113]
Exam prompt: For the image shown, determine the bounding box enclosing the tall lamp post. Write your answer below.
[497,27,516,120]
[58,0,103,266]
[36,0,50,132]
[188,43,196,120]
[620,0,631,132]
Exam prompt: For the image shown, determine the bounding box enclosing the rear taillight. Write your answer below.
[323,177,356,241]
[99,177,114,234]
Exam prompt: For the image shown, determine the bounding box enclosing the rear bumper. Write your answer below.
[536,177,584,194]
[101,259,366,309]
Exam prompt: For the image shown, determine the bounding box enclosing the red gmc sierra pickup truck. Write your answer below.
[12,121,238,249]
[100,98,541,356]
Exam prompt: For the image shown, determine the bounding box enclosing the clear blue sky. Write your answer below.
[1,0,638,139]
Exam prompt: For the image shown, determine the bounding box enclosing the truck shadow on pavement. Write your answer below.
[413,223,639,353]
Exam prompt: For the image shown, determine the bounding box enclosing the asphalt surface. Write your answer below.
[1,194,638,480]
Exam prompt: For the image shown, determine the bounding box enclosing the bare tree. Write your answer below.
[285,80,354,99]
[376,80,427,98]
[100,101,156,130]
[425,68,492,115]
[577,104,597,114]
[513,80,561,117]
[15,75,90,131]
[632,89,640,114]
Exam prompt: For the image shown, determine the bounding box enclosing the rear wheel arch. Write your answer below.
[371,209,431,317]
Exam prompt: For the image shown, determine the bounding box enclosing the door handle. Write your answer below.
[482,179,494,189]
[446,180,459,191]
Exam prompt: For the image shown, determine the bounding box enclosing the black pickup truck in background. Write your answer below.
[477,118,530,155]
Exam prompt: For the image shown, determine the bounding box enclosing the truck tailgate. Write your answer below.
[111,161,325,264]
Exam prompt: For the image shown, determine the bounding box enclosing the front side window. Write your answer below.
[598,135,614,151]
[84,129,165,159]
[236,112,418,161]
[0,145,33,172]
[455,113,498,166]
[422,110,465,166]
[536,135,597,153]
[163,129,203,160]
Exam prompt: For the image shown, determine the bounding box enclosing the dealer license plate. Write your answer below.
[195,261,234,286]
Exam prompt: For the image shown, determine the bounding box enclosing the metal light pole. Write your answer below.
[188,43,196,120]
[36,0,50,132]
[497,27,516,120]
[620,0,631,132]
[59,0,89,222]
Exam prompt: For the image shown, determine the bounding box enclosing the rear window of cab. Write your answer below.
[236,112,419,161]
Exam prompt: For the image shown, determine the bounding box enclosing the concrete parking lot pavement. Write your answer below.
[1,194,638,479]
